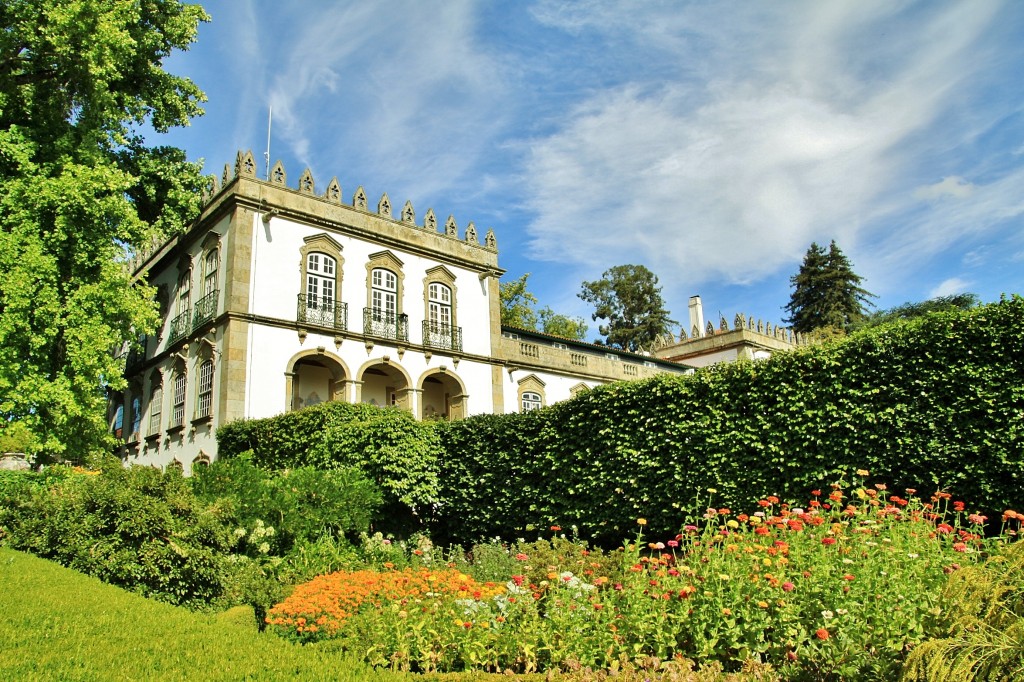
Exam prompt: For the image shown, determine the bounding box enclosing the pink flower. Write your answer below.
[782,582,795,592]
[515,553,529,561]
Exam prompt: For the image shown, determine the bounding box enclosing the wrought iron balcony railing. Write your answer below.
[422,321,463,352]
[192,290,219,329]
[297,295,348,331]
[363,308,409,342]
[168,310,191,343]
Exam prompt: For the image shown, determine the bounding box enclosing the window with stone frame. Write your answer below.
[298,234,345,329]
[171,368,186,428]
[517,374,546,413]
[521,391,542,412]
[148,380,163,436]
[195,359,213,420]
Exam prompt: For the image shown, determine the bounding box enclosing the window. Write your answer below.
[193,250,219,327]
[305,252,337,325]
[371,268,397,320]
[177,271,191,315]
[363,252,406,340]
[517,375,546,413]
[424,281,461,350]
[553,342,568,350]
[148,383,163,435]
[171,370,186,428]
[203,250,218,297]
[427,282,452,328]
[521,392,542,412]
[129,395,141,440]
[196,359,213,419]
[298,235,345,330]
[170,269,191,341]
[112,404,124,439]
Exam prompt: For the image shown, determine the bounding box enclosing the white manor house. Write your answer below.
[111,151,799,471]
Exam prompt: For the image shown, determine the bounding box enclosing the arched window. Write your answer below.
[521,392,542,412]
[203,249,218,298]
[305,252,337,325]
[428,283,452,329]
[371,268,397,321]
[517,374,546,413]
[148,382,163,436]
[171,369,186,428]
[196,359,213,419]
[129,395,142,439]
[112,404,124,439]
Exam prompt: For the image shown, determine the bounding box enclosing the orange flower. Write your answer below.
[816,628,830,640]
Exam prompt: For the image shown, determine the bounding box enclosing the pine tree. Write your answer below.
[783,241,875,334]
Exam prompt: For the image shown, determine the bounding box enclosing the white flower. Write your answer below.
[822,610,834,619]
[258,542,270,554]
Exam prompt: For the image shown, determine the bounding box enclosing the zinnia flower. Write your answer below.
[816,628,830,640]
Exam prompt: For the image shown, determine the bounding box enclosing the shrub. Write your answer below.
[1,458,231,607]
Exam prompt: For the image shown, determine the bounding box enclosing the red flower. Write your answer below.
[810,490,822,497]
[953,542,967,552]
[821,537,837,545]
[511,574,525,586]
[515,553,529,561]
[842,574,855,581]
[550,525,562,531]
[816,628,830,640]
[953,501,965,512]
[782,581,795,592]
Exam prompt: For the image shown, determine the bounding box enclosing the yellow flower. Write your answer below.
[637,518,648,526]
[758,601,769,608]
[727,520,739,529]
[856,469,870,477]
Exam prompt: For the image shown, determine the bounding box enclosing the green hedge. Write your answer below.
[431,297,1024,544]
[217,402,441,533]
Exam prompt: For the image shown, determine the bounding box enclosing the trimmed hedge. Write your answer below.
[432,297,1024,544]
[217,402,441,533]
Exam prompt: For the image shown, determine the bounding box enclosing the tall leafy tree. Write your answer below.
[499,273,539,329]
[0,1,209,460]
[578,264,675,352]
[499,273,587,340]
[783,240,875,334]
[855,293,978,330]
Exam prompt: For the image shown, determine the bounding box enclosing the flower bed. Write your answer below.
[269,478,1020,680]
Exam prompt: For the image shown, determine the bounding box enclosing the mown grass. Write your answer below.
[0,547,771,681]
[0,547,408,681]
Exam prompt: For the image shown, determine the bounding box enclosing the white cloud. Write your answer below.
[519,0,1011,300]
[929,277,972,298]
[914,176,975,201]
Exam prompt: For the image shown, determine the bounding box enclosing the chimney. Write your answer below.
[688,295,705,336]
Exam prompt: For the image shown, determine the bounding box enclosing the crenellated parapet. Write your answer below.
[669,313,806,347]
[653,310,806,366]
[199,150,497,251]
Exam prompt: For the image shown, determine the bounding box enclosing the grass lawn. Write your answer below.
[0,547,417,681]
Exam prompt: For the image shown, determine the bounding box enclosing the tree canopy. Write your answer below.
[855,293,979,330]
[783,241,875,335]
[498,273,587,341]
[0,0,209,460]
[578,264,675,352]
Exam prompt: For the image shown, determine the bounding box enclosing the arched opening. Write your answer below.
[288,353,348,411]
[419,370,467,421]
[359,362,411,411]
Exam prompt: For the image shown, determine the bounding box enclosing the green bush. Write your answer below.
[191,452,381,551]
[1,459,231,607]
[217,403,442,534]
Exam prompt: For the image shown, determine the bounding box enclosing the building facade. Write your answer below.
[111,152,691,472]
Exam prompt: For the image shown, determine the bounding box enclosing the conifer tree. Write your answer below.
[783,241,875,334]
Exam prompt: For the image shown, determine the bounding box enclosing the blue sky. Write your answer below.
[151,0,1024,337]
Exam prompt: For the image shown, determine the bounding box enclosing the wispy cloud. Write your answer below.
[930,277,972,298]
[519,0,1012,301]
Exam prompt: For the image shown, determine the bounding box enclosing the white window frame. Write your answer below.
[196,359,213,419]
[521,391,542,412]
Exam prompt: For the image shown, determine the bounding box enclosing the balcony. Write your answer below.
[422,321,463,352]
[363,308,409,342]
[168,310,191,343]
[192,290,219,329]
[297,295,348,331]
